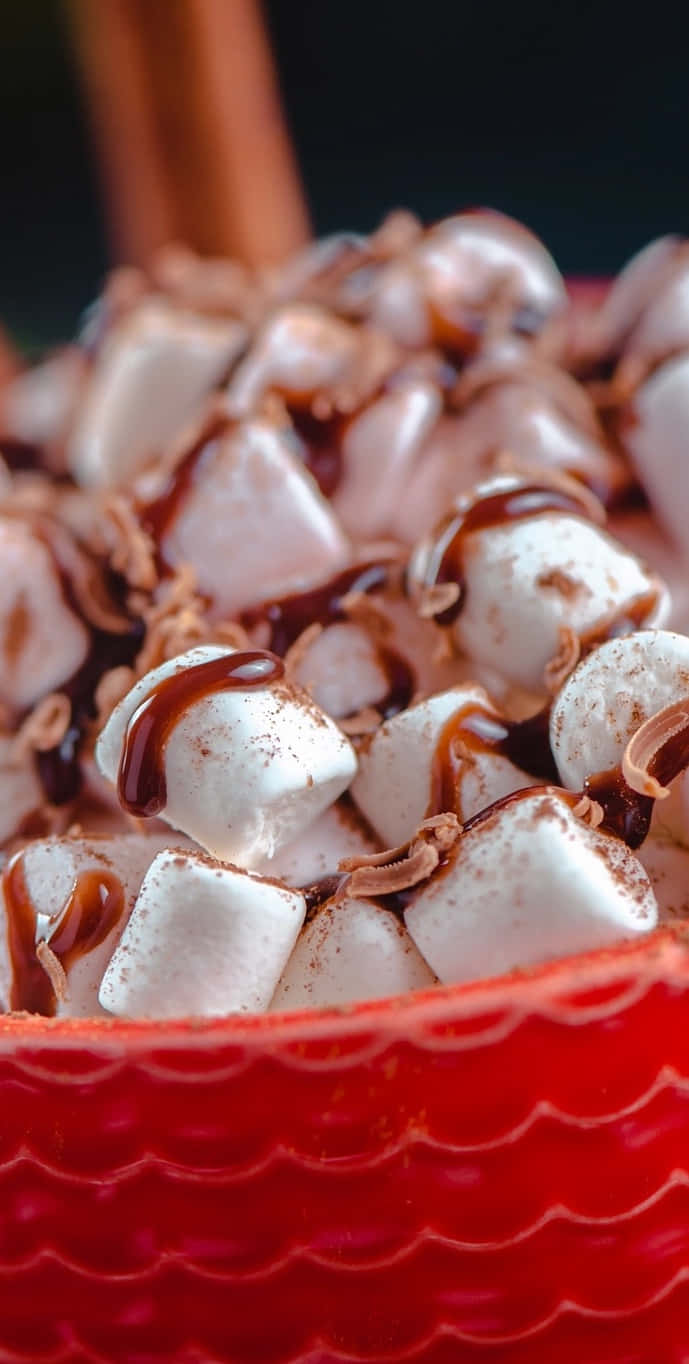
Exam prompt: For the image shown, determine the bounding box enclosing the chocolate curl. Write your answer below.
[622,698,689,800]
[69,0,310,266]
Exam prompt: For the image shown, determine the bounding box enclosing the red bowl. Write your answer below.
[2,925,689,1363]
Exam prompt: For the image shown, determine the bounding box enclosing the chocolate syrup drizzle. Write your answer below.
[427,699,558,818]
[117,649,284,818]
[2,855,125,1015]
[418,483,597,626]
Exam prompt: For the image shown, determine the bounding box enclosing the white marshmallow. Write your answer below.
[0,516,90,711]
[0,832,182,1016]
[551,630,689,790]
[594,237,685,359]
[257,800,380,887]
[331,379,441,540]
[351,685,533,847]
[370,211,566,348]
[407,475,669,693]
[154,413,349,615]
[623,354,689,561]
[395,386,623,543]
[95,645,358,866]
[69,300,245,486]
[289,621,393,720]
[0,737,43,847]
[638,835,689,922]
[99,849,305,1018]
[621,259,689,373]
[404,791,658,984]
[2,347,86,459]
[271,894,435,1011]
[226,304,395,416]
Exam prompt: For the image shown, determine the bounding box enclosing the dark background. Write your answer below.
[1,0,687,348]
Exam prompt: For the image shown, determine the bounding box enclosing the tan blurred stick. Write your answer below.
[68,0,311,267]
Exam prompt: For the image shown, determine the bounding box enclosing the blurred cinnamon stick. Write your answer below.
[68,0,311,268]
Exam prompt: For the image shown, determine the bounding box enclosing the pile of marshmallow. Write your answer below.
[2,210,689,1019]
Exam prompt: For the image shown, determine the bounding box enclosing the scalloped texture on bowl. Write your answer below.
[2,925,689,1362]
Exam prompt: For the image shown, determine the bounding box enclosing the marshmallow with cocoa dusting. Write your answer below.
[402,791,658,983]
[99,848,306,1018]
[351,684,537,847]
[257,799,380,887]
[271,892,435,1011]
[550,630,689,791]
[407,473,669,693]
[69,300,245,486]
[95,645,357,866]
[139,410,349,615]
[0,832,184,1016]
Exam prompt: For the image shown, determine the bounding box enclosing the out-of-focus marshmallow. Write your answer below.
[146,412,350,615]
[331,378,441,540]
[257,799,380,887]
[351,685,534,846]
[0,737,43,847]
[404,790,657,983]
[69,300,245,486]
[272,892,435,1011]
[407,474,669,693]
[226,304,396,416]
[95,645,357,866]
[638,835,689,922]
[592,237,687,361]
[623,354,689,561]
[99,849,305,1018]
[0,516,90,711]
[370,211,566,349]
[551,630,689,790]
[0,832,182,1016]
[1,347,86,462]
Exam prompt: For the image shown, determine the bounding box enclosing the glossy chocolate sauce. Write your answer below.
[2,855,125,1015]
[117,649,284,818]
[427,700,558,818]
[585,700,689,850]
[290,407,344,498]
[301,874,348,922]
[419,483,595,626]
[242,560,393,656]
[141,411,232,549]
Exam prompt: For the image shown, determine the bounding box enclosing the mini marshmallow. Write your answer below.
[0,737,43,846]
[394,384,625,542]
[623,354,689,561]
[407,475,669,693]
[257,799,380,887]
[404,790,658,984]
[272,893,435,1011]
[351,685,534,847]
[637,836,689,922]
[95,645,358,866]
[152,412,349,614]
[370,211,566,349]
[1,346,86,463]
[69,300,245,486]
[592,237,686,361]
[226,304,396,416]
[0,516,90,711]
[99,849,305,1018]
[331,378,441,540]
[551,630,689,790]
[0,832,182,1016]
[288,621,394,721]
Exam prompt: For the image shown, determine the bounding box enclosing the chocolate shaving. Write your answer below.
[622,699,689,800]
[102,494,158,592]
[12,693,71,760]
[544,626,581,693]
[93,666,136,726]
[339,588,393,639]
[36,939,69,1004]
[339,812,460,896]
[572,794,605,828]
[415,581,461,621]
[338,706,382,736]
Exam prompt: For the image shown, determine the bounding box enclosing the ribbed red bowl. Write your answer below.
[2,925,689,1364]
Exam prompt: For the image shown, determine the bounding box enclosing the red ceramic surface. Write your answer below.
[2,926,689,1363]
